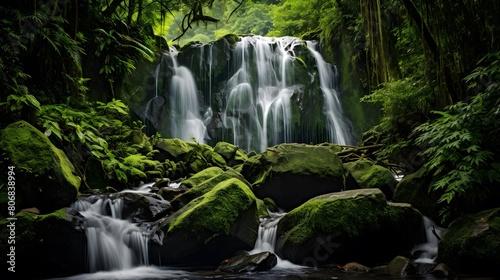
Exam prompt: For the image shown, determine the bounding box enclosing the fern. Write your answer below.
[415,51,500,223]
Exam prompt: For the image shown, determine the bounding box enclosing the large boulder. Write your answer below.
[343,160,397,199]
[213,141,249,169]
[437,208,500,276]
[241,143,354,211]
[275,188,423,266]
[0,208,86,278]
[393,166,442,225]
[150,178,260,266]
[0,121,81,214]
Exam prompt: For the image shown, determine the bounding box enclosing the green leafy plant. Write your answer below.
[416,51,500,223]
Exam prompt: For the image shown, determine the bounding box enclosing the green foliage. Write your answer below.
[416,52,500,223]
[267,0,324,37]
[36,100,160,189]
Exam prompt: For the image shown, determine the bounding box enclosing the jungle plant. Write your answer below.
[415,52,500,223]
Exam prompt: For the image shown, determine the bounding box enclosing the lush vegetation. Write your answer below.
[1,0,499,224]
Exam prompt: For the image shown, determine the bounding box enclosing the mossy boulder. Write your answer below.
[0,208,86,278]
[154,138,225,175]
[437,208,500,276]
[343,160,397,199]
[393,166,442,225]
[171,167,250,210]
[150,178,260,266]
[214,141,249,167]
[241,143,351,211]
[275,188,423,266]
[0,121,81,214]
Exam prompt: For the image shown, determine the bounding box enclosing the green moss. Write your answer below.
[438,208,500,274]
[173,167,250,207]
[0,121,80,212]
[257,199,269,218]
[167,177,257,243]
[278,189,420,245]
[182,166,225,188]
[344,160,396,189]
[242,143,345,187]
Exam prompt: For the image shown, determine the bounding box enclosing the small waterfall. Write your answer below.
[412,216,445,264]
[71,195,150,272]
[306,41,352,145]
[168,47,206,143]
[250,211,302,269]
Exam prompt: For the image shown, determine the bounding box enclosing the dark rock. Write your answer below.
[431,263,455,278]
[158,185,188,201]
[241,143,352,211]
[340,262,371,272]
[386,256,411,275]
[393,166,442,225]
[120,192,172,222]
[0,208,87,278]
[275,189,422,266]
[437,208,500,276]
[217,251,278,273]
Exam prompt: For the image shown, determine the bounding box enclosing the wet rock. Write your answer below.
[241,143,354,211]
[120,192,172,222]
[275,189,422,266]
[386,256,411,275]
[431,263,455,278]
[158,185,188,201]
[217,251,278,273]
[340,262,371,272]
[150,177,259,266]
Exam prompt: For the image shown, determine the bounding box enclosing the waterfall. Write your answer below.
[144,36,354,152]
[71,196,150,272]
[306,41,352,145]
[412,216,445,264]
[249,210,302,269]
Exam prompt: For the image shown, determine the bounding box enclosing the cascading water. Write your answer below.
[249,210,303,269]
[167,47,206,143]
[64,184,194,280]
[306,41,351,145]
[412,216,445,264]
[143,36,354,152]
[71,196,150,272]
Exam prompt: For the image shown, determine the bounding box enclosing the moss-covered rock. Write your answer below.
[154,138,225,176]
[171,167,250,210]
[437,208,500,276]
[214,141,249,167]
[344,160,397,199]
[0,121,81,214]
[393,166,442,225]
[241,143,350,211]
[275,188,422,266]
[0,208,86,278]
[151,178,260,266]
